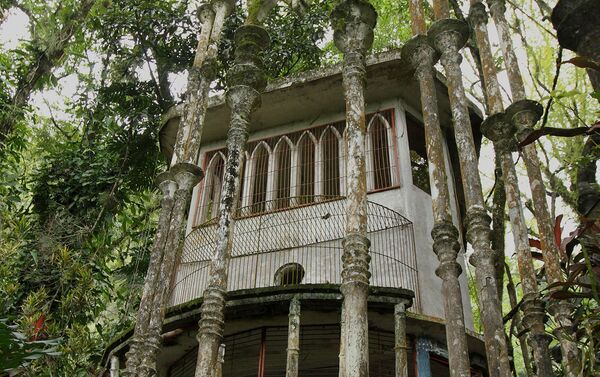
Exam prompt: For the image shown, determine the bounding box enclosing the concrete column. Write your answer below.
[487,0,581,371]
[481,114,553,377]
[126,2,234,375]
[426,12,508,377]
[401,29,470,377]
[330,2,377,376]
[394,303,408,377]
[286,297,301,377]
[416,337,432,377]
[339,304,346,377]
[215,344,225,377]
[194,24,270,377]
[140,163,204,377]
[125,172,177,375]
[110,355,120,377]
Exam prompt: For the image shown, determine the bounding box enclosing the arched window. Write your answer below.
[320,126,343,199]
[250,142,271,214]
[273,137,293,209]
[200,152,226,222]
[367,114,395,190]
[297,132,316,204]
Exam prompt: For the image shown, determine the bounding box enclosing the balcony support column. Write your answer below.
[286,296,301,377]
[330,2,377,376]
[427,11,509,377]
[194,24,270,377]
[394,302,409,377]
[401,31,469,377]
[125,3,234,376]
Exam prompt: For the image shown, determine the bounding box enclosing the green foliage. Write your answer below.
[0,318,62,373]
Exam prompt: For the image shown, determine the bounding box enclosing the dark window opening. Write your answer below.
[297,135,315,204]
[274,263,305,286]
[275,142,292,209]
[251,145,269,214]
[369,115,393,190]
[322,128,341,199]
[405,113,431,194]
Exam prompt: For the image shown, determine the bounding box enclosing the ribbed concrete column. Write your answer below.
[508,101,581,377]
[125,172,177,375]
[330,2,377,376]
[427,11,508,377]
[141,164,204,377]
[126,2,233,375]
[194,24,270,377]
[286,296,301,377]
[465,4,517,377]
[487,0,580,372]
[401,35,470,377]
[394,303,408,377]
[481,114,553,377]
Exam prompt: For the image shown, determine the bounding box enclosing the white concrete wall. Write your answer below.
[173,98,475,330]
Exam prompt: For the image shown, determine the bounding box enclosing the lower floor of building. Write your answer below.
[104,285,488,377]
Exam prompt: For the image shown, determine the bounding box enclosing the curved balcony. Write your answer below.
[169,197,420,310]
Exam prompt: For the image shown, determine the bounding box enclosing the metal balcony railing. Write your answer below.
[169,196,420,311]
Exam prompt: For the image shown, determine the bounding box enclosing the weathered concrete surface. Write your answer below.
[481,113,553,377]
[394,302,409,377]
[194,24,270,377]
[125,2,232,375]
[401,32,470,377]
[427,15,508,377]
[286,296,301,377]
[331,1,377,375]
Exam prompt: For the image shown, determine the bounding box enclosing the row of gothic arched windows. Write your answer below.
[195,111,398,224]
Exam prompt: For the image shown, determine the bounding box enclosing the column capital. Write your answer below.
[401,35,440,79]
[331,0,377,54]
[481,112,518,152]
[428,18,470,54]
[170,162,204,191]
[197,3,215,23]
[468,1,489,26]
[486,0,506,15]
[226,25,270,92]
[505,99,542,141]
[211,0,236,17]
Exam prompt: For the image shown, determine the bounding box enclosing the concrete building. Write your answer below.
[104,50,488,376]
